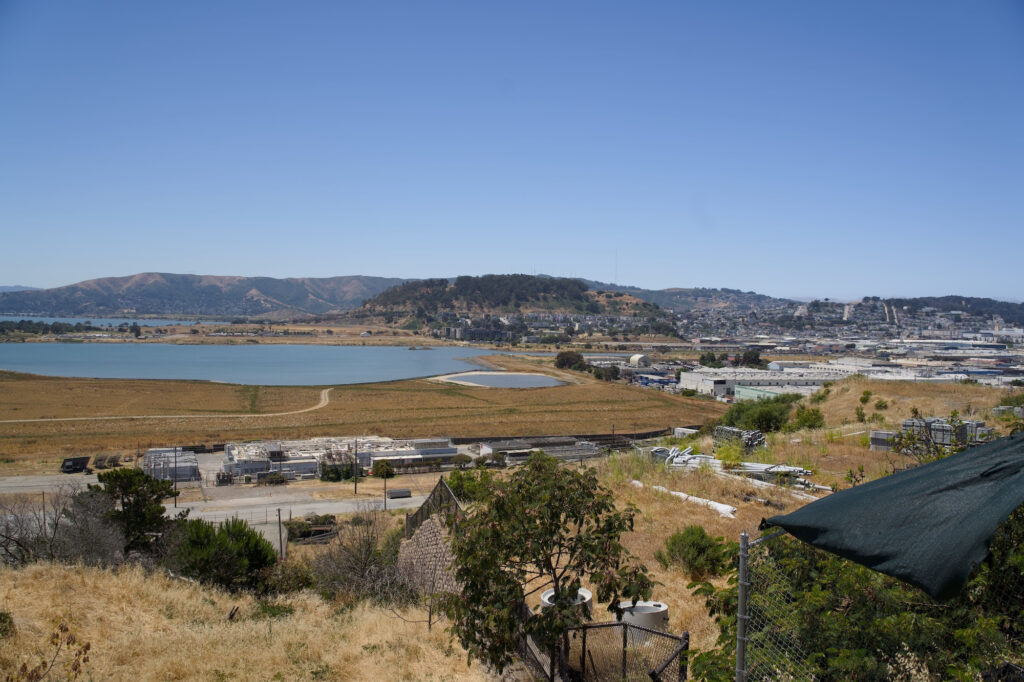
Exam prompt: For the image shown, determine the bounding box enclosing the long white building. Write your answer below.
[678,367,852,398]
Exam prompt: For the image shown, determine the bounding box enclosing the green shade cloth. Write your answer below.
[764,432,1024,599]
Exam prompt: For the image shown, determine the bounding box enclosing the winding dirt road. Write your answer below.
[0,387,334,424]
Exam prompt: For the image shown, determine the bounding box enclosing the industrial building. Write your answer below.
[678,367,851,399]
[221,436,458,480]
[479,436,602,463]
[142,448,200,482]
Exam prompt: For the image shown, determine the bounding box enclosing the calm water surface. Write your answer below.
[0,343,503,386]
[0,315,228,327]
[452,373,564,388]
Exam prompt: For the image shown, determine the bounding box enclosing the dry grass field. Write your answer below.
[0,357,725,475]
[0,562,491,682]
[585,453,810,652]
[0,368,1014,677]
[574,378,1015,649]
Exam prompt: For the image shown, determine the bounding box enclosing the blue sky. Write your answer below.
[1,1,1021,301]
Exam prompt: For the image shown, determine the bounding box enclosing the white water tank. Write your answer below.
[617,600,669,632]
[540,588,593,616]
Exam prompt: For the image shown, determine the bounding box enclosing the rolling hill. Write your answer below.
[360,274,663,316]
[0,273,406,318]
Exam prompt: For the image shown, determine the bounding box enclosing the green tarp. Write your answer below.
[764,432,1024,599]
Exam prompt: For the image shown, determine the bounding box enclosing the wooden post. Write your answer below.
[277,508,284,559]
[622,623,628,680]
[581,627,587,681]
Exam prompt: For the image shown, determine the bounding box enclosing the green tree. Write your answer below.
[90,469,177,552]
[171,517,277,592]
[554,350,586,370]
[371,460,395,479]
[739,349,764,368]
[446,468,495,503]
[442,453,652,676]
[699,351,724,368]
[129,322,142,338]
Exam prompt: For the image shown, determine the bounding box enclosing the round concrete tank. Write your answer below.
[617,600,669,632]
[540,588,593,616]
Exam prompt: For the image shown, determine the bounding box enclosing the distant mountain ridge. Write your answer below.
[4,272,1014,323]
[0,273,406,318]
[0,285,39,293]
[360,274,660,316]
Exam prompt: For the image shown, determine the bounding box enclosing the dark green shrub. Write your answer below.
[721,394,801,433]
[655,525,736,580]
[809,386,831,404]
[788,405,825,431]
[0,611,13,639]
[320,464,354,482]
[1000,393,1024,408]
[170,518,277,592]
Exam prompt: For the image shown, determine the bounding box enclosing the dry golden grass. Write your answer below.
[0,562,491,682]
[577,378,1013,651]
[0,364,725,475]
[815,376,1006,428]
[585,453,809,652]
[0,371,320,419]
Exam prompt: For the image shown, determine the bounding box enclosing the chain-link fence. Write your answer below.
[736,530,818,681]
[736,525,1024,681]
[564,621,689,682]
[405,477,463,538]
[509,600,690,682]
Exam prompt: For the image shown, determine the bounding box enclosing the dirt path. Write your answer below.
[0,387,334,424]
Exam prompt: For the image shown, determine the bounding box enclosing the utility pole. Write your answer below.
[277,508,284,559]
[353,438,358,496]
[173,446,178,508]
[383,470,387,511]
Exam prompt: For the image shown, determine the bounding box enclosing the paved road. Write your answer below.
[0,387,334,424]
[0,472,427,522]
[172,494,428,523]
[0,473,98,494]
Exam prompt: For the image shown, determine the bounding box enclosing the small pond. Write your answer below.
[445,372,564,388]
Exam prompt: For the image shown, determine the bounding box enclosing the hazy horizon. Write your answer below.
[4,268,1019,305]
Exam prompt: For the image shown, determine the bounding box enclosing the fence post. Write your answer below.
[736,531,750,682]
[622,623,628,680]
[680,631,689,682]
[581,627,587,681]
